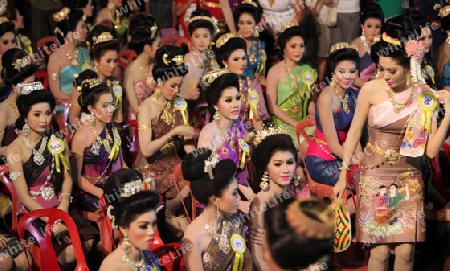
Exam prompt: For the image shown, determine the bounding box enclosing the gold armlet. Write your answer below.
[338,167,350,172]
[138,124,151,131]
[51,73,58,81]
[69,102,80,108]
[71,151,83,158]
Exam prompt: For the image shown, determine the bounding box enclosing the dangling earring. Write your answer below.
[155,87,161,98]
[107,1,115,9]
[330,76,336,87]
[93,64,99,74]
[121,234,131,255]
[213,111,222,124]
[253,29,259,38]
[361,28,365,38]
[375,69,382,79]
[89,112,96,128]
[260,171,270,191]
[406,72,411,87]
[22,120,30,136]
[216,204,221,218]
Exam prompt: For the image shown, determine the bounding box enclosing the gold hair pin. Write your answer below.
[201,68,231,87]
[93,32,114,45]
[0,16,9,24]
[0,0,7,18]
[279,19,299,34]
[215,32,238,49]
[252,125,290,146]
[16,82,44,96]
[162,53,184,65]
[189,16,220,35]
[81,78,103,89]
[435,4,450,18]
[13,55,31,72]
[329,42,358,54]
[150,24,158,39]
[240,0,258,8]
[53,7,70,22]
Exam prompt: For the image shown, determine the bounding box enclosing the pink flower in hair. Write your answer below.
[405,40,424,60]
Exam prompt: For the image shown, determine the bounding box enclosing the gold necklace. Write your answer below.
[139,65,156,89]
[151,97,175,127]
[386,87,414,114]
[121,248,146,271]
[90,124,113,155]
[204,219,231,254]
[216,122,237,152]
[65,49,79,66]
[334,87,350,114]
[9,91,19,116]
[284,60,301,91]
[446,36,450,46]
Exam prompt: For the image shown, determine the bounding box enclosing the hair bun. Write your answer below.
[155,45,185,67]
[182,148,212,182]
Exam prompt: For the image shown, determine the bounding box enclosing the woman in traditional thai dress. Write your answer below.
[124,14,159,118]
[214,33,269,131]
[0,19,17,89]
[181,148,253,271]
[135,45,198,242]
[305,44,360,186]
[334,16,450,271]
[265,20,317,146]
[6,90,95,269]
[71,79,125,213]
[100,169,161,271]
[95,0,128,41]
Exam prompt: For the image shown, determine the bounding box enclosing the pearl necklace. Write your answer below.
[23,134,48,165]
[361,35,371,55]
[121,249,146,271]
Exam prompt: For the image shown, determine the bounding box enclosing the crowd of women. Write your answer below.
[0,0,449,271]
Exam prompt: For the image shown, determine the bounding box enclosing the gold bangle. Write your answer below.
[338,167,350,172]
[138,124,151,131]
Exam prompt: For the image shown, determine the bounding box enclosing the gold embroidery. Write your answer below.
[51,73,58,81]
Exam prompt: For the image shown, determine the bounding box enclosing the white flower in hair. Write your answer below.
[120,179,143,197]
[204,152,220,179]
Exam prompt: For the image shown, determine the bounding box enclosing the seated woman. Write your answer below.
[181,148,253,271]
[214,33,269,131]
[0,231,28,271]
[135,45,198,242]
[265,20,317,147]
[0,19,17,88]
[0,48,38,159]
[250,133,297,271]
[6,90,94,269]
[100,169,161,271]
[305,43,359,186]
[71,78,125,213]
[124,13,159,118]
[95,0,127,41]
[264,197,335,271]
[69,24,122,125]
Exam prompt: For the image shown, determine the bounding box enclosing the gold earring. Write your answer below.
[213,111,222,123]
[330,76,336,87]
[121,234,131,255]
[375,69,382,79]
[93,65,98,74]
[89,112,96,127]
[107,1,115,9]
[260,171,270,191]
[253,29,259,38]
[22,121,30,136]
[154,87,161,97]
[216,204,221,218]
[406,72,411,87]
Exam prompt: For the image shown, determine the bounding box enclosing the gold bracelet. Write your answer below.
[138,124,151,131]
[338,167,350,172]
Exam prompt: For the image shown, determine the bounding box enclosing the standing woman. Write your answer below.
[334,16,450,271]
[71,79,125,214]
[124,13,159,117]
[136,45,198,241]
[265,21,317,146]
[95,0,128,41]
[181,149,253,271]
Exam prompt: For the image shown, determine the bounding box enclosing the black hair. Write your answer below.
[404,10,431,30]
[188,9,216,37]
[87,25,120,61]
[204,72,239,116]
[97,0,123,9]
[234,2,262,26]
[278,26,305,52]
[61,0,89,9]
[389,183,398,188]
[265,198,334,270]
[371,15,421,70]
[182,148,237,206]
[103,168,144,205]
[252,134,298,183]
[54,8,85,45]
[73,69,99,91]
[78,80,111,114]
[441,6,450,31]
[214,35,247,67]
[2,48,38,87]
[360,3,384,25]
[152,45,188,82]
[0,20,16,39]
[325,47,360,84]
[129,13,159,55]
[15,90,56,130]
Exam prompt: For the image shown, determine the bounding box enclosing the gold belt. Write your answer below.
[367,143,402,165]
[201,0,221,8]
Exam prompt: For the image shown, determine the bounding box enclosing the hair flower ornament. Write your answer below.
[405,40,424,60]
[204,152,220,179]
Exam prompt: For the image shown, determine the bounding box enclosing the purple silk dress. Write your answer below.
[359,52,376,82]
[239,77,270,125]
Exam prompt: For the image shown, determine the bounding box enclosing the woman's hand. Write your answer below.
[0,234,8,249]
[171,126,200,137]
[333,171,348,199]
[436,90,450,114]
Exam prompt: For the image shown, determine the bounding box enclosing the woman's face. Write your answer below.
[26,102,52,134]
[121,210,157,251]
[217,177,239,214]
[266,150,296,187]
[237,12,256,38]
[82,0,94,17]
[12,9,24,29]
[0,32,17,55]
[379,187,386,196]
[361,18,381,41]
[420,27,432,54]
[223,49,247,76]
[112,0,122,8]
[333,60,357,89]
[284,36,305,62]
[160,76,183,101]
[378,57,408,90]
[73,20,87,42]
[91,92,115,123]
[215,87,242,120]
[95,50,118,79]
[191,28,211,52]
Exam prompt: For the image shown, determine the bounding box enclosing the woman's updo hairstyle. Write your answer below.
[152,45,188,83]
[405,10,430,29]
[0,19,15,39]
[188,9,217,37]
[204,72,239,116]
[78,78,111,114]
[439,5,450,31]
[2,48,38,86]
[61,0,89,9]
[129,13,159,55]
[54,7,85,45]
[87,24,119,61]
[371,15,421,70]
[278,25,305,52]
[73,69,99,92]
[252,134,297,183]
[325,45,360,83]
[234,1,262,26]
[360,3,384,24]
[15,90,56,130]
[182,148,237,205]
[214,33,246,66]
[103,168,144,205]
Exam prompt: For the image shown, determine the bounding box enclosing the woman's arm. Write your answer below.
[317,90,344,159]
[426,90,450,157]
[182,234,205,271]
[48,53,71,100]
[0,106,9,156]
[293,0,306,23]
[176,0,195,16]
[69,90,82,126]
[57,140,73,213]
[250,197,272,271]
[265,67,298,126]
[220,0,236,33]
[124,64,140,116]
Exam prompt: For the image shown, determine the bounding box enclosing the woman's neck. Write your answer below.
[94,118,106,131]
[391,81,408,93]
[136,53,153,67]
[124,243,141,263]
[64,39,76,52]
[217,116,232,131]
[268,180,286,195]
[284,57,296,71]
[27,129,45,143]
[202,204,222,227]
